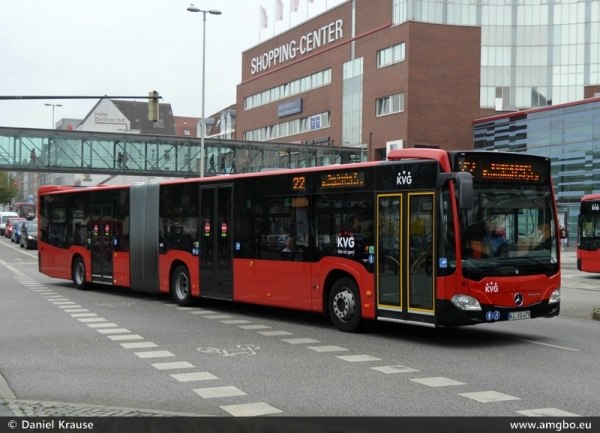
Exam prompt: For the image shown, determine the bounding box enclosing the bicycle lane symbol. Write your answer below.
[197,345,260,356]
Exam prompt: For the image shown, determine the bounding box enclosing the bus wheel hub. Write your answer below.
[333,289,355,321]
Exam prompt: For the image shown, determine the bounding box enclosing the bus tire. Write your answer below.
[171,265,192,307]
[73,257,88,291]
[329,277,362,332]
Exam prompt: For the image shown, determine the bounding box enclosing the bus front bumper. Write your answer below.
[436,299,560,327]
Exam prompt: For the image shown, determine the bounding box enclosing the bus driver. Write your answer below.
[483,219,510,256]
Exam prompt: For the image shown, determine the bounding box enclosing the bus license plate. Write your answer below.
[508,311,531,321]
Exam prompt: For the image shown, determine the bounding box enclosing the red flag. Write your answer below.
[292,0,300,12]
[260,5,268,28]
[276,0,284,21]
[308,0,315,3]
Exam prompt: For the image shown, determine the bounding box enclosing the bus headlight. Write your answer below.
[548,289,560,304]
[451,294,482,311]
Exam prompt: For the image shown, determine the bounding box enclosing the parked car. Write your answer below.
[5,217,26,238]
[11,220,25,243]
[0,211,19,236]
[20,220,38,250]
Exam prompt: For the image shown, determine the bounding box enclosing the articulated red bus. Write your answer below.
[577,193,600,272]
[37,149,561,332]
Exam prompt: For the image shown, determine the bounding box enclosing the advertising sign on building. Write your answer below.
[278,99,303,118]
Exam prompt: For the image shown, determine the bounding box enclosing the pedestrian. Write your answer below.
[208,155,216,173]
[123,152,129,169]
[220,156,226,173]
[30,149,37,166]
[559,224,568,251]
[117,152,123,168]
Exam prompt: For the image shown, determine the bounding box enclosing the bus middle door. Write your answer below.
[90,204,114,285]
[199,185,233,300]
[376,192,436,326]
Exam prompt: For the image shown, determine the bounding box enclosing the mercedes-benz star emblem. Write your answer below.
[514,293,523,306]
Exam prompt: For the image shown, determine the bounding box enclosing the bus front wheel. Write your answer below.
[171,265,192,307]
[329,278,362,332]
[72,257,88,291]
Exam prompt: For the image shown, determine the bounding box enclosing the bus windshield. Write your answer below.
[459,182,558,279]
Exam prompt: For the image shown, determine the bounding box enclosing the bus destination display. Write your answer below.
[320,172,365,188]
[456,156,547,183]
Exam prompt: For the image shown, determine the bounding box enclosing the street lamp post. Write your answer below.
[44,103,63,129]
[187,5,221,178]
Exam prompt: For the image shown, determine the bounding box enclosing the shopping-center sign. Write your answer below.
[250,19,343,75]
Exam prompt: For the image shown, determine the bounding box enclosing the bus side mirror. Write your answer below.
[455,172,473,210]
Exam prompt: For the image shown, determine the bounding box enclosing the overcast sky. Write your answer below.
[0,0,347,130]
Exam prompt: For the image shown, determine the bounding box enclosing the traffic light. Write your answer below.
[148,91,159,122]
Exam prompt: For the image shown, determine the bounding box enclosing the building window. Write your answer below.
[243,69,332,111]
[243,111,330,141]
[376,93,404,116]
[342,58,363,146]
[377,42,405,68]
[393,0,407,25]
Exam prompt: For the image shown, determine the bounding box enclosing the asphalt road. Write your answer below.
[0,238,598,418]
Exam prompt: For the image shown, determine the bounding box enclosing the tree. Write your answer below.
[0,172,19,205]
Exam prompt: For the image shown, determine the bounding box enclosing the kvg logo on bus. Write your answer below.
[397,170,412,185]
[337,231,355,256]
[485,282,499,293]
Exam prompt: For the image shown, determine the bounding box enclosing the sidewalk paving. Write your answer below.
[0,372,209,418]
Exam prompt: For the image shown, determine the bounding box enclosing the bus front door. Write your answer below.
[90,205,113,285]
[376,192,436,326]
[199,185,233,300]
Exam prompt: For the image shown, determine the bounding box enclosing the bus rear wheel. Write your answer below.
[171,265,192,307]
[72,257,88,291]
[329,278,362,332]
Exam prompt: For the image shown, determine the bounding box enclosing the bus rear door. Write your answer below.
[90,204,114,285]
[199,185,233,300]
[376,192,436,326]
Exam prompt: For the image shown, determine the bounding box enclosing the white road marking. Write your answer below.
[459,391,520,403]
[120,342,159,349]
[193,386,247,399]
[257,330,293,336]
[220,320,252,324]
[134,350,175,359]
[238,324,271,330]
[506,337,579,352]
[152,361,195,370]
[410,377,466,387]
[87,323,119,328]
[108,334,144,341]
[170,372,218,382]
[220,402,282,417]
[371,365,419,374]
[281,338,320,344]
[516,408,581,417]
[97,328,131,334]
[307,345,349,353]
[78,318,107,323]
[336,354,381,362]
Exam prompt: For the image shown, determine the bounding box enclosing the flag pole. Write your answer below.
[273,0,276,36]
